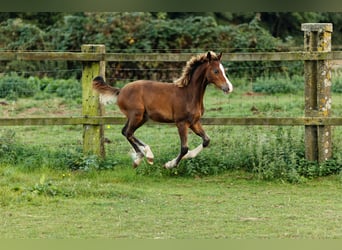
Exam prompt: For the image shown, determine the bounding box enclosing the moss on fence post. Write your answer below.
[302,23,333,162]
[81,44,105,158]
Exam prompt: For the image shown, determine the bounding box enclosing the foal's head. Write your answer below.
[175,51,233,94]
[205,51,233,94]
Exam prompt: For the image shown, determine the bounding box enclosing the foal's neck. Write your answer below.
[187,64,208,105]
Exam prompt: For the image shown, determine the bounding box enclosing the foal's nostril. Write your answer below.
[222,85,230,93]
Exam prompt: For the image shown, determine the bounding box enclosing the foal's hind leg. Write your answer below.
[132,136,154,165]
[122,116,154,167]
[122,121,145,167]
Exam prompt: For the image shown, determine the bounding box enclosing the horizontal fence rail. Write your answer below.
[1,117,342,126]
[1,51,342,62]
[1,48,342,129]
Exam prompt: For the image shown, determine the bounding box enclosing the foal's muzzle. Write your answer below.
[222,82,233,94]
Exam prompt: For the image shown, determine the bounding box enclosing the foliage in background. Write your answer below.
[0,18,57,78]
[0,74,81,101]
[0,18,46,50]
[44,13,289,80]
[2,72,342,101]
[252,72,342,94]
[0,73,38,100]
[332,71,342,93]
[1,12,341,45]
[1,12,330,80]
[252,74,304,94]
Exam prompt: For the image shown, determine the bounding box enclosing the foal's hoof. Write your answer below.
[146,157,154,165]
[132,154,143,168]
[164,159,177,169]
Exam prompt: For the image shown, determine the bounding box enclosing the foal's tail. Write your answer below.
[92,76,120,105]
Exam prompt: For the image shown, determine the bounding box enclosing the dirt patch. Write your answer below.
[1,101,78,118]
[243,91,264,96]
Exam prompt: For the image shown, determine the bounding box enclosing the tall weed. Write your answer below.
[0,127,341,183]
[0,129,116,171]
[135,126,342,182]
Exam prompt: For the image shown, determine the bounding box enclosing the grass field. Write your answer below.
[1,167,342,239]
[1,82,342,239]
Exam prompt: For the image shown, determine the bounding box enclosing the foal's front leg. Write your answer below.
[164,122,189,169]
[183,121,210,159]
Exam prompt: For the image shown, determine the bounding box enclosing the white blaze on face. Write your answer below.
[219,63,233,93]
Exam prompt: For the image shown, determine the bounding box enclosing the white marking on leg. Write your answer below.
[137,145,154,165]
[133,157,143,167]
[138,145,146,154]
[182,144,203,159]
[164,157,178,169]
[165,144,204,169]
[131,151,144,167]
[130,151,137,161]
[144,145,154,165]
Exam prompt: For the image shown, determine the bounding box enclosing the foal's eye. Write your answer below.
[213,69,219,74]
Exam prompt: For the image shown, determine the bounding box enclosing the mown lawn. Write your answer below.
[1,166,342,239]
[1,85,342,239]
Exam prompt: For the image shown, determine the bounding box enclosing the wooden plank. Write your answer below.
[1,51,342,62]
[1,116,342,126]
[0,52,104,61]
[104,53,193,62]
[0,117,125,126]
[81,45,105,157]
[105,51,342,62]
[302,23,333,162]
[200,117,342,126]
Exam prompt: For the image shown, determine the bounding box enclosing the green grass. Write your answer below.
[1,78,342,238]
[1,166,342,239]
[3,87,342,181]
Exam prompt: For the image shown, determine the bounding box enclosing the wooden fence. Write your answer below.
[1,23,342,162]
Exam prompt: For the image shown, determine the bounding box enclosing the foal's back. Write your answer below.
[117,80,185,123]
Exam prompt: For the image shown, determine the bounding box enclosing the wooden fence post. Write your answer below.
[81,44,106,157]
[302,23,333,162]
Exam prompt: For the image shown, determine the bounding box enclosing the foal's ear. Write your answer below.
[207,51,212,61]
[218,52,223,60]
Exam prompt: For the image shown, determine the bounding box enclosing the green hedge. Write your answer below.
[0,74,81,101]
[0,73,38,100]
[252,73,342,94]
[0,13,292,80]
[252,75,303,94]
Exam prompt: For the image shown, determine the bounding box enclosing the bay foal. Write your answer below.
[92,51,233,168]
